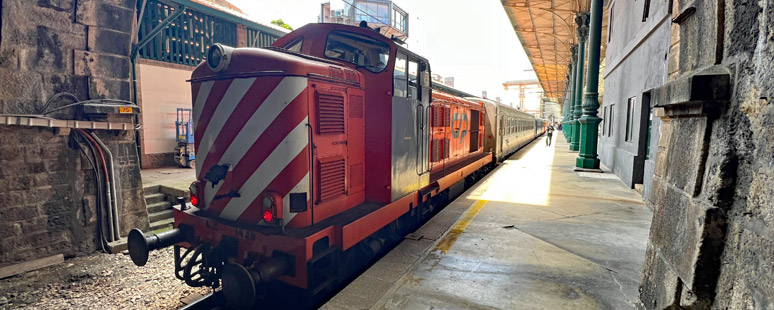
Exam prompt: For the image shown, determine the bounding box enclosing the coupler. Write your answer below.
[127,227,188,266]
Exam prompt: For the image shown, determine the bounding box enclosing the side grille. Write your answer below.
[319,157,346,201]
[350,95,364,118]
[432,106,443,127]
[431,139,443,162]
[316,90,345,135]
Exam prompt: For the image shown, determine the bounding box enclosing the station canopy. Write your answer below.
[501,0,607,104]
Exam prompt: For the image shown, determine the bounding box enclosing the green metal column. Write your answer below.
[570,14,589,152]
[563,47,577,141]
[576,0,604,169]
[562,78,572,140]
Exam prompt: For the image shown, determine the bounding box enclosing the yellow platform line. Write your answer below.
[434,200,489,253]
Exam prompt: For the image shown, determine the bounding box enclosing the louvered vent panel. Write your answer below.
[350,95,364,118]
[444,107,451,126]
[316,91,345,135]
[432,106,444,127]
[319,157,346,201]
[431,139,442,162]
[349,163,363,189]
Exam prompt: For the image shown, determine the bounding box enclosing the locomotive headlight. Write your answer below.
[262,196,274,209]
[207,43,234,72]
[262,195,277,223]
[189,181,201,207]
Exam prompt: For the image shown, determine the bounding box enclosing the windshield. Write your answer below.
[324,31,390,73]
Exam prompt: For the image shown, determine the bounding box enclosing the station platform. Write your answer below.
[323,135,653,309]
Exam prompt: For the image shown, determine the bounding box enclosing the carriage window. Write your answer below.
[282,38,303,52]
[394,52,408,97]
[325,31,390,73]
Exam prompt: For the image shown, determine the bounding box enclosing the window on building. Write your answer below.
[642,0,651,22]
[355,2,389,24]
[626,97,636,142]
[325,31,390,73]
[646,110,653,159]
[602,106,608,136]
[608,104,615,136]
[608,4,614,42]
[393,52,408,97]
[392,8,407,33]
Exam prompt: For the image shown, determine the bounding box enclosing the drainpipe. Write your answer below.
[130,4,187,167]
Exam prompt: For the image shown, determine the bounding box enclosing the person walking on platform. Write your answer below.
[545,124,554,146]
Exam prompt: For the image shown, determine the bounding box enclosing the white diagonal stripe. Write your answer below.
[281,172,309,225]
[219,118,309,221]
[193,81,214,127]
[202,77,308,206]
[195,78,256,168]
[213,77,307,169]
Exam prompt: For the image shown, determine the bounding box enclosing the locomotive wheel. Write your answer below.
[222,263,256,309]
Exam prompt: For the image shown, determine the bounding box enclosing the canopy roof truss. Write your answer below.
[501,0,607,104]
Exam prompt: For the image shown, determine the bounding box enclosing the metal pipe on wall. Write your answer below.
[77,129,115,242]
[90,132,121,239]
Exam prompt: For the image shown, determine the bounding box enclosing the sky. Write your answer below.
[227,0,537,104]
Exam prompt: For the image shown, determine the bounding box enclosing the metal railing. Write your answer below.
[137,0,237,66]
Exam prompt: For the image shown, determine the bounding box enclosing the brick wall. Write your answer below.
[0,0,147,266]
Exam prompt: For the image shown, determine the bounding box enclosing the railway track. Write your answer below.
[179,292,223,310]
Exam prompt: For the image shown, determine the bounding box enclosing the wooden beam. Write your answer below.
[0,254,64,279]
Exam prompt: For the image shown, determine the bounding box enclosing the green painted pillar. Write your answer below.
[576,0,604,169]
[570,14,589,152]
[563,50,577,140]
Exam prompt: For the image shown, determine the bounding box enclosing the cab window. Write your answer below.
[282,38,303,52]
[408,60,419,99]
[324,31,390,73]
[394,52,408,97]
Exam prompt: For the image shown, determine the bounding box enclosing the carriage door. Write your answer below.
[391,51,430,201]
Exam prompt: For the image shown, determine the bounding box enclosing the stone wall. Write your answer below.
[0,127,147,265]
[0,0,147,266]
[639,0,774,308]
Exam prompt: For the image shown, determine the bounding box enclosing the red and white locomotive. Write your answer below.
[128,23,544,308]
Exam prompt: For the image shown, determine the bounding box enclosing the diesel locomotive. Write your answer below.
[127,22,545,308]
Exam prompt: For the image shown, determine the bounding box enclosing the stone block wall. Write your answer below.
[0,127,147,265]
[639,0,774,308]
[0,0,147,267]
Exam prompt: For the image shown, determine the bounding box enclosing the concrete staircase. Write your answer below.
[143,186,174,231]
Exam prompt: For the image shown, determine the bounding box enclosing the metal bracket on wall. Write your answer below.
[0,115,133,130]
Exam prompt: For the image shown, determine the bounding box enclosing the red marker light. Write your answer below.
[190,195,198,206]
[263,210,274,222]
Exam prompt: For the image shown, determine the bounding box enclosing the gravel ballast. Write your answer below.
[0,247,210,310]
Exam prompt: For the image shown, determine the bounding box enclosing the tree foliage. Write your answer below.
[271,19,293,31]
